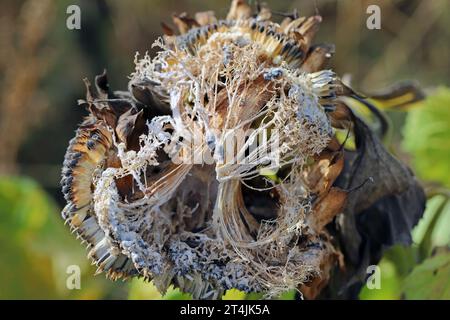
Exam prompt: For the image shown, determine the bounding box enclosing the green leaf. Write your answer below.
[359,258,402,300]
[222,288,246,300]
[402,87,450,188]
[277,289,296,300]
[127,279,192,300]
[403,250,450,300]
[383,245,419,277]
[163,287,192,300]
[0,176,125,299]
[413,195,450,259]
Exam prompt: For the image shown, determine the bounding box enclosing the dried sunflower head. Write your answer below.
[61,0,425,299]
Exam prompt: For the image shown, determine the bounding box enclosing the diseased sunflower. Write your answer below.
[61,0,425,299]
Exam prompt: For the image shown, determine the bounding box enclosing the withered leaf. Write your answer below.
[94,70,110,100]
[309,187,347,233]
[116,108,145,150]
[323,112,426,298]
[160,22,174,36]
[195,11,217,26]
[227,0,252,21]
[129,80,170,115]
[370,81,425,110]
[306,148,344,195]
[172,13,199,34]
[340,113,415,213]
[300,43,335,73]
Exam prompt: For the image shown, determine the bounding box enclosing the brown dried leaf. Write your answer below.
[256,6,272,21]
[297,16,322,47]
[300,242,341,299]
[369,81,425,110]
[309,187,347,232]
[115,108,145,150]
[172,13,199,34]
[160,22,174,36]
[329,102,353,129]
[305,139,345,195]
[300,43,335,73]
[323,112,426,298]
[227,0,252,21]
[341,115,413,213]
[195,11,217,26]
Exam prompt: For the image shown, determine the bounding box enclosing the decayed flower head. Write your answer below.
[61,0,425,299]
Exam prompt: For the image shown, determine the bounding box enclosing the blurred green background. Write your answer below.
[0,0,448,299]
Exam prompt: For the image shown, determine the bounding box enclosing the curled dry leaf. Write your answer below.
[61,0,425,299]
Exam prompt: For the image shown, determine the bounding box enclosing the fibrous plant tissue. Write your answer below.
[61,0,425,299]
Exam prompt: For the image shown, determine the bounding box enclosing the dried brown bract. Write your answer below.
[61,0,425,299]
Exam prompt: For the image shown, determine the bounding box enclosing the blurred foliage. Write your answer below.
[0,0,449,300]
[0,176,127,299]
[403,250,450,299]
[359,88,450,300]
[128,279,191,300]
[403,88,450,188]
